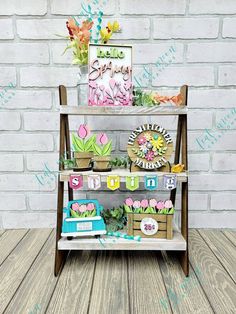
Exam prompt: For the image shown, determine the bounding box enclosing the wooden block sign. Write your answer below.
[127,124,173,171]
[88,44,133,106]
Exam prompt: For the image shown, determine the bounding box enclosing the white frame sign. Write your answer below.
[88,43,133,106]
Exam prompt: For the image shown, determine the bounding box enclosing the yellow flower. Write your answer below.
[144,132,152,141]
[100,21,120,44]
[150,136,164,150]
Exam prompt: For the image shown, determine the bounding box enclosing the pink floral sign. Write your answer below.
[88,44,133,106]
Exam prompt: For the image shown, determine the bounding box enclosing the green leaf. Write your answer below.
[102,140,112,156]
[72,133,85,152]
[168,207,175,215]
[71,209,80,218]
[124,204,132,213]
[84,135,96,152]
[93,143,103,156]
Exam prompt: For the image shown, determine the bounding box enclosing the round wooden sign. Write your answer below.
[127,124,173,170]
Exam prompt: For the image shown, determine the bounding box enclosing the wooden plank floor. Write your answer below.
[0,229,235,314]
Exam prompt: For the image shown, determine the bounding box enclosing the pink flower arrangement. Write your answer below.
[123,198,175,214]
[70,202,96,218]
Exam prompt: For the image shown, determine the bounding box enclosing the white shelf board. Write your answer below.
[60,105,187,116]
[60,169,188,183]
[58,229,186,251]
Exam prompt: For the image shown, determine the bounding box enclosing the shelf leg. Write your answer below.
[54,85,72,276]
[54,179,69,276]
[179,179,189,276]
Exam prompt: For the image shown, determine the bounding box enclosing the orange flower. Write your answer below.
[153,93,183,106]
[66,18,93,45]
[170,93,183,106]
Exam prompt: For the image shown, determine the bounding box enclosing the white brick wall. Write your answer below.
[0,0,235,228]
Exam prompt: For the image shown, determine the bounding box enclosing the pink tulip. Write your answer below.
[133,200,141,209]
[87,203,95,211]
[125,198,133,206]
[72,203,80,211]
[141,199,148,208]
[79,205,87,213]
[156,201,165,210]
[97,133,108,145]
[164,200,173,209]
[77,124,90,139]
[149,199,157,207]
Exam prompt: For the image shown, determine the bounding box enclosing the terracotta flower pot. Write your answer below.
[73,152,93,170]
[93,156,112,172]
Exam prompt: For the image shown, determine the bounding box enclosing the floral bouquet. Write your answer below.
[133,89,183,107]
[64,16,120,65]
[133,132,167,162]
[70,202,96,218]
[124,198,174,214]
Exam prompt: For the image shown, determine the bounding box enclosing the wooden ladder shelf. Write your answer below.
[54,85,189,277]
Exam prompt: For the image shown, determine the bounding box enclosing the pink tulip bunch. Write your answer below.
[124,198,174,214]
[72,124,96,153]
[93,132,112,157]
[71,202,96,218]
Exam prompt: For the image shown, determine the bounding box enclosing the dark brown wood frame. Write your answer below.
[54,85,189,277]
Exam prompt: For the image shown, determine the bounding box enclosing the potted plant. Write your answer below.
[72,124,95,170]
[92,133,112,171]
[101,206,126,232]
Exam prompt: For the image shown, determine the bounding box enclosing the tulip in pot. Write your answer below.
[93,133,112,172]
[72,124,95,171]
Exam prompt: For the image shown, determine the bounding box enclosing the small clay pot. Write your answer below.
[73,152,93,170]
[93,156,112,172]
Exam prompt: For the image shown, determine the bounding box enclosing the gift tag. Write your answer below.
[144,175,158,190]
[107,175,120,190]
[140,218,158,236]
[87,175,101,190]
[126,176,139,191]
[163,174,177,190]
[69,175,83,190]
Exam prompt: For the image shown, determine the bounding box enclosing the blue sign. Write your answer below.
[144,175,158,190]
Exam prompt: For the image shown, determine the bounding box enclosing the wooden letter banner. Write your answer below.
[107,175,120,190]
[163,174,177,190]
[127,124,173,171]
[144,175,158,190]
[69,175,83,190]
[87,175,101,190]
[126,176,139,191]
[88,44,133,106]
